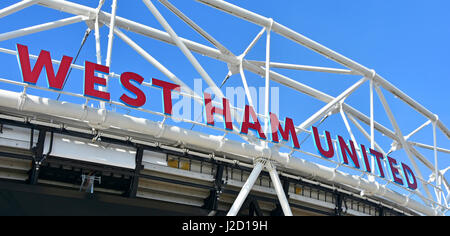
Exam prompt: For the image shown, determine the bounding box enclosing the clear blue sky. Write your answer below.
[0,0,449,212]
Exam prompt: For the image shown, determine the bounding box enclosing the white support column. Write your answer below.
[94,2,104,65]
[370,80,375,144]
[94,0,105,109]
[369,79,375,180]
[266,162,293,216]
[0,15,87,42]
[432,120,441,205]
[0,0,41,18]
[105,0,118,94]
[263,19,273,141]
[238,59,255,108]
[227,160,265,216]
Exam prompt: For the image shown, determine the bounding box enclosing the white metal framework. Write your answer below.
[0,0,448,216]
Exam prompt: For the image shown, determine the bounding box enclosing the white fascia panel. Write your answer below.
[43,133,136,169]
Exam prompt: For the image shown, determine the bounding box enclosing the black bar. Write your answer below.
[335,191,343,216]
[126,145,144,198]
[203,164,225,211]
[28,129,46,185]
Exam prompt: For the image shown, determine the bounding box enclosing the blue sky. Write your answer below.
[0,0,449,212]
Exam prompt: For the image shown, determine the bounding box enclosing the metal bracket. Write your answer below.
[17,88,27,111]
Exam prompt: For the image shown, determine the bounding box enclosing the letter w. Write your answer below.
[16,44,73,90]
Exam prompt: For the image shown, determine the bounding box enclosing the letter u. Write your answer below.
[312,126,334,159]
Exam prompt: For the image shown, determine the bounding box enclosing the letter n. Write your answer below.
[337,135,360,169]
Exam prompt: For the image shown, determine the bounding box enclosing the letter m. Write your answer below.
[270,112,300,149]
[16,44,73,90]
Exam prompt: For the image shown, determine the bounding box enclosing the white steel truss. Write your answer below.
[0,0,448,216]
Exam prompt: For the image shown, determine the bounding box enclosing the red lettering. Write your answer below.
[369,149,385,178]
[402,163,417,190]
[240,105,266,140]
[270,113,300,149]
[204,92,233,130]
[311,126,334,159]
[120,72,146,108]
[152,78,180,115]
[337,136,360,169]
[359,144,372,173]
[84,61,110,101]
[387,156,404,185]
[16,44,73,90]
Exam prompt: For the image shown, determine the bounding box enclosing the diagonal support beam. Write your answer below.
[227,158,293,216]
[104,0,118,94]
[339,104,364,161]
[157,0,234,57]
[409,145,450,198]
[374,85,435,206]
[238,59,255,108]
[0,0,41,18]
[248,60,358,75]
[297,77,368,131]
[0,15,87,42]
[346,113,387,156]
[232,27,266,108]
[405,120,431,141]
[156,0,258,111]
[266,162,293,216]
[409,141,450,155]
[227,160,265,216]
[113,28,198,98]
[143,0,224,100]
